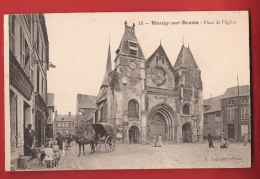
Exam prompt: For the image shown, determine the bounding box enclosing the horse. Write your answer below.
[73,135,96,157]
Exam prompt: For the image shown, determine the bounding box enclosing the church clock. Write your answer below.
[151,66,166,85]
[128,61,137,70]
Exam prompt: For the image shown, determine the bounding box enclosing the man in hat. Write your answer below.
[24,124,35,156]
[207,131,215,148]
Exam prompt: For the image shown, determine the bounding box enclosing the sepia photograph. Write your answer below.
[4,11,251,171]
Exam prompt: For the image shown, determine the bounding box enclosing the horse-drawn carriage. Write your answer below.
[75,123,116,155]
[91,123,116,152]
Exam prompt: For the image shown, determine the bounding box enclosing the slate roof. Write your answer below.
[204,95,223,113]
[174,45,200,70]
[56,114,76,122]
[222,85,250,98]
[47,93,54,107]
[77,94,97,109]
[116,22,145,60]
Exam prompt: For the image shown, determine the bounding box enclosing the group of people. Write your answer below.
[152,134,163,147]
[44,132,64,168]
[207,131,229,149]
[208,131,250,149]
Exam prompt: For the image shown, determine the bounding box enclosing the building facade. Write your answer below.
[222,85,251,141]
[95,22,204,144]
[76,94,97,135]
[203,95,223,139]
[203,85,251,141]
[54,112,77,135]
[8,14,50,169]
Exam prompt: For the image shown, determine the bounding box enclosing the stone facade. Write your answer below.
[95,22,204,144]
[8,14,49,170]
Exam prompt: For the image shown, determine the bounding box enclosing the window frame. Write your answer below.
[241,107,249,119]
[227,108,235,119]
[128,99,139,118]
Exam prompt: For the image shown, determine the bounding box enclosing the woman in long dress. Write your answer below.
[157,134,162,147]
[152,134,157,147]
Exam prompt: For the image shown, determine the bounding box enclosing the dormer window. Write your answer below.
[128,39,138,56]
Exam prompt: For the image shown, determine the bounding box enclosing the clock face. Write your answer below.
[128,61,137,70]
[151,66,166,85]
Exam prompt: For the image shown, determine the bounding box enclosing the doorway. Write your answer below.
[182,123,192,143]
[128,125,141,144]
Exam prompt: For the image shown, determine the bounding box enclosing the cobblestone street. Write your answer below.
[24,141,251,171]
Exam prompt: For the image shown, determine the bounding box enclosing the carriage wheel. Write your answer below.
[105,135,115,152]
[95,141,101,151]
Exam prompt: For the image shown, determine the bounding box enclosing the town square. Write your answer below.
[5,12,251,171]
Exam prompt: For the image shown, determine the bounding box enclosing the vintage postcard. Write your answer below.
[4,11,251,171]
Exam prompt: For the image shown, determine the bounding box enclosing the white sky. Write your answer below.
[45,11,250,115]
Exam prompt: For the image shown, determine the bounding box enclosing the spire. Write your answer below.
[96,41,112,104]
[100,42,112,88]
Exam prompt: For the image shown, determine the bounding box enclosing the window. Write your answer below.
[20,28,30,76]
[227,108,235,119]
[183,104,190,115]
[128,99,139,118]
[241,99,249,104]
[156,54,159,63]
[128,40,138,56]
[227,100,235,105]
[241,125,249,136]
[241,107,249,119]
[161,56,165,64]
[9,15,16,53]
[215,114,221,122]
[204,116,208,124]
[58,122,61,127]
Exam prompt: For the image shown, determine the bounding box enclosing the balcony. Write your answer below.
[9,50,33,100]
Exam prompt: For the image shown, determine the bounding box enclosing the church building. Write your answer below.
[95,22,204,144]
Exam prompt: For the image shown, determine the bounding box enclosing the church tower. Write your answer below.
[174,45,204,142]
[107,21,146,144]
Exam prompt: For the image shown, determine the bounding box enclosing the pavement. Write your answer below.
[24,141,251,171]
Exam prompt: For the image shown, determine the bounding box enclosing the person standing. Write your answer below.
[24,124,35,156]
[157,134,162,147]
[244,134,248,146]
[55,132,63,165]
[207,131,215,148]
[152,134,157,147]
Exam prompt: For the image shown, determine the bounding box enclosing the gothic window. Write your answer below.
[183,103,191,115]
[156,54,159,63]
[161,56,165,64]
[128,99,139,118]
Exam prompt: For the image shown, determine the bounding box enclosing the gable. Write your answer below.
[145,45,175,90]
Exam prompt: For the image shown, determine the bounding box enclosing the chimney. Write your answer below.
[69,111,71,116]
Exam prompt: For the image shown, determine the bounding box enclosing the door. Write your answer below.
[150,113,167,140]
[182,123,192,143]
[228,124,235,139]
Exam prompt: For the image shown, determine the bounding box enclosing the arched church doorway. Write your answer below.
[129,125,141,144]
[150,113,167,141]
[182,123,192,143]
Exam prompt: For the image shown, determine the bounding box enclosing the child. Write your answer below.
[52,140,60,167]
[44,147,54,168]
